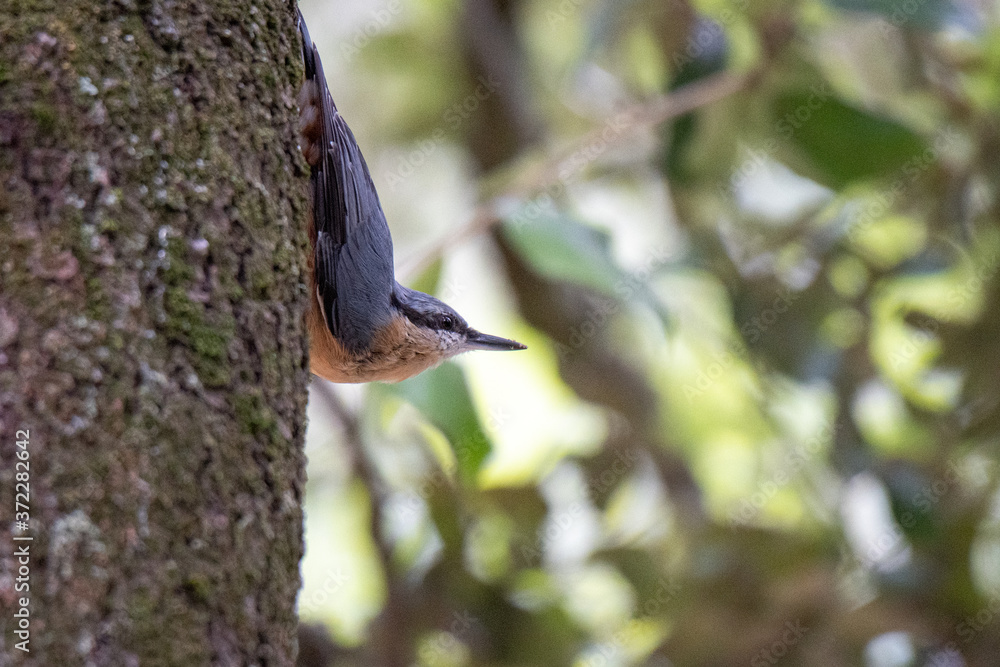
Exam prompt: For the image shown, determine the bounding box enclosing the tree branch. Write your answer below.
[313,381,411,667]
[400,69,755,280]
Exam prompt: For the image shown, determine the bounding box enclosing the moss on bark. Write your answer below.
[0,0,309,663]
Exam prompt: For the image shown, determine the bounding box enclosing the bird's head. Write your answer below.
[393,284,526,361]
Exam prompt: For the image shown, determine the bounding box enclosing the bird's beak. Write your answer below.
[465,329,527,352]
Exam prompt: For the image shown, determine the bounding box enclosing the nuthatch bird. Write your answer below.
[297,13,526,383]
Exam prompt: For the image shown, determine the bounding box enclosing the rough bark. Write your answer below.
[0,0,309,664]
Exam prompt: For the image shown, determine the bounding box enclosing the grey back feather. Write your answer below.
[299,11,396,353]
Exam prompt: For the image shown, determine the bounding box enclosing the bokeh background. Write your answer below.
[293,0,1000,665]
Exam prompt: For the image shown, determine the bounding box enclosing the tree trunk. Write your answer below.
[0,0,309,664]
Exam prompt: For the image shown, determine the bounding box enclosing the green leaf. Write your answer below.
[501,213,623,297]
[775,93,927,189]
[385,363,491,483]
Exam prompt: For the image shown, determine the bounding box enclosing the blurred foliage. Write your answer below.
[297,0,1000,665]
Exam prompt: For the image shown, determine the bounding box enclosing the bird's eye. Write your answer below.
[439,315,454,331]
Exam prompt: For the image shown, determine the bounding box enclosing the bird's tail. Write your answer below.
[297,9,327,167]
[297,9,320,86]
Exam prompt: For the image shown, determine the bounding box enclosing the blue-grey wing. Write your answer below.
[299,12,396,353]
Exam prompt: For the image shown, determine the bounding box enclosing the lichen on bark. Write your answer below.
[0,0,310,664]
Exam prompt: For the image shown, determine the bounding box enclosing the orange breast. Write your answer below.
[307,296,444,384]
